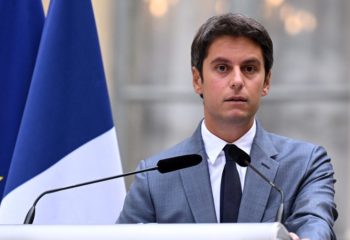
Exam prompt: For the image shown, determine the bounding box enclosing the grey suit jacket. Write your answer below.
[117,121,337,240]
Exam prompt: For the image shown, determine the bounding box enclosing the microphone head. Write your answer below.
[227,145,251,167]
[157,154,202,173]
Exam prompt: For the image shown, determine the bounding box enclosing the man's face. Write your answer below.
[192,35,271,130]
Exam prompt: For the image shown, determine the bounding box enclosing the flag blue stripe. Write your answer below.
[0,0,44,201]
[4,0,114,196]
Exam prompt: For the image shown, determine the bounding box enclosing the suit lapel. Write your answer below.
[180,152,217,223]
[179,123,217,223]
[238,122,279,222]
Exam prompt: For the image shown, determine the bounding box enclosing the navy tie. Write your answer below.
[220,144,242,222]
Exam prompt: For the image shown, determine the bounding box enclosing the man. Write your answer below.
[117,13,337,240]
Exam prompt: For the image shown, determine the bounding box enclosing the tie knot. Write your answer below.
[223,144,250,167]
[223,144,238,162]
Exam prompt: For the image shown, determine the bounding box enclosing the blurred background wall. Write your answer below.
[91,0,349,238]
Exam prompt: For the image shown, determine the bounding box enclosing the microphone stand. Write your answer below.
[24,167,157,224]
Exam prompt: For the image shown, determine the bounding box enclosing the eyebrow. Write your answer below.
[210,57,231,65]
[210,57,262,65]
[242,58,262,65]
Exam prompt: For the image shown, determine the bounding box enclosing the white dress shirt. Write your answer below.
[201,120,256,222]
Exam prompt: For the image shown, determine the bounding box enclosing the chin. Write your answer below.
[224,113,254,125]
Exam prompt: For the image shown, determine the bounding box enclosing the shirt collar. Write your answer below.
[201,120,256,165]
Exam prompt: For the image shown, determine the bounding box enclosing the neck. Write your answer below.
[204,118,254,143]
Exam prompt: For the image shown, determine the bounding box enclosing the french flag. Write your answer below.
[0,0,126,224]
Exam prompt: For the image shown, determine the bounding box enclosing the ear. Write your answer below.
[192,67,203,96]
[262,71,271,96]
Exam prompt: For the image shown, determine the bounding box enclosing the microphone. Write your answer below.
[227,145,284,223]
[23,154,202,224]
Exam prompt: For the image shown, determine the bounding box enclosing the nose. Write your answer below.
[229,66,244,90]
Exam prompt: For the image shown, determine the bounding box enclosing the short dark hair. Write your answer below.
[191,13,273,77]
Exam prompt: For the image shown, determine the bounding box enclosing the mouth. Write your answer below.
[224,96,248,103]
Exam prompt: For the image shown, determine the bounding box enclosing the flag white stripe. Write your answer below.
[0,127,125,224]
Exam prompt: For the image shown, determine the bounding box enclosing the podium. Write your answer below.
[0,223,291,240]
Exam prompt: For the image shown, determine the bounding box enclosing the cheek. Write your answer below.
[202,83,222,103]
[248,78,268,95]
[204,82,224,98]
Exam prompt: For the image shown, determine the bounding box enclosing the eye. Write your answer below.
[242,65,258,74]
[216,64,229,73]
